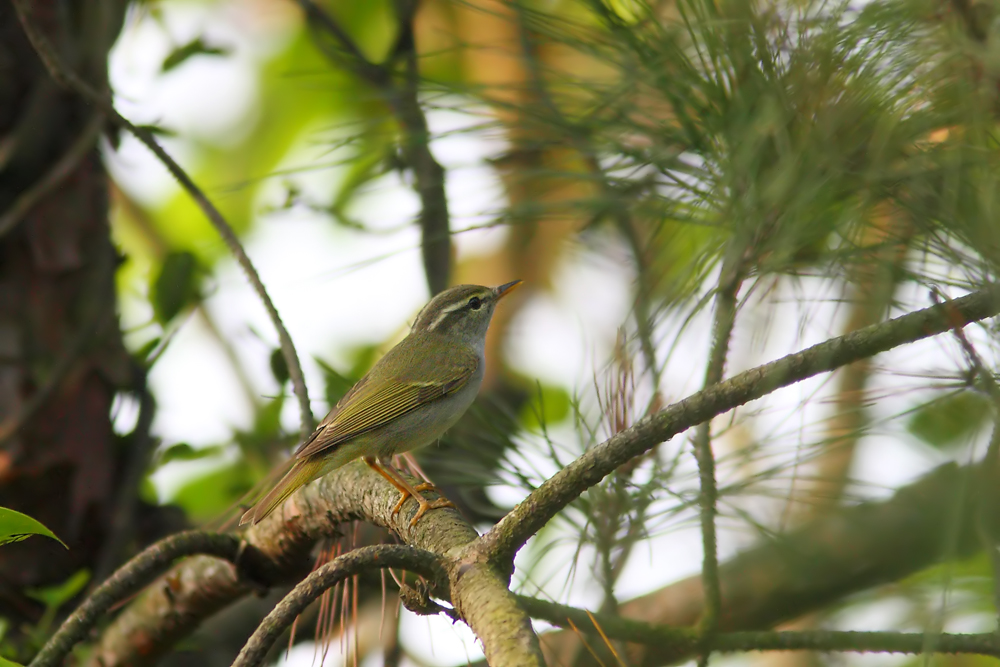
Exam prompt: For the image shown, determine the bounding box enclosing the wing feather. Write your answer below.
[294,339,477,460]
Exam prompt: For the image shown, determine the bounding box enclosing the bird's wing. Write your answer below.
[294,341,478,460]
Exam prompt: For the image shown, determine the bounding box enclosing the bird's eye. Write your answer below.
[468,296,482,310]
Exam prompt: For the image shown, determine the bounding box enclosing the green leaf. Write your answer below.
[134,337,161,364]
[0,656,23,667]
[316,357,355,408]
[171,460,256,522]
[521,384,572,431]
[26,569,90,609]
[907,391,991,449]
[151,251,201,324]
[270,348,290,386]
[316,348,378,408]
[162,38,229,73]
[0,507,65,549]
[157,443,226,467]
[138,477,159,505]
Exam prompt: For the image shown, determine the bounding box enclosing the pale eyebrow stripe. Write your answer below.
[427,300,469,331]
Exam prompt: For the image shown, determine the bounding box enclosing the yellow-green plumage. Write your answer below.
[238,281,521,527]
[241,458,327,526]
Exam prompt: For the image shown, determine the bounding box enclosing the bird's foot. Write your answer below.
[391,483,456,527]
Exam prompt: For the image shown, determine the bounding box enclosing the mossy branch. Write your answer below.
[233,545,443,667]
[88,462,543,667]
[30,532,255,667]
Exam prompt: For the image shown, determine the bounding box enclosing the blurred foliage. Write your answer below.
[151,250,202,324]
[25,570,90,628]
[520,382,572,432]
[908,392,992,450]
[155,442,227,467]
[161,37,229,73]
[170,460,257,523]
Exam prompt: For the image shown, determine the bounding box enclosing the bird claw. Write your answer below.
[390,483,456,526]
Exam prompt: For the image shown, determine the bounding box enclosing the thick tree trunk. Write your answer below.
[0,0,148,640]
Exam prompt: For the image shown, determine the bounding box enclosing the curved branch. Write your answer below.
[31,532,249,667]
[479,282,1000,563]
[10,0,315,441]
[90,462,543,667]
[233,545,442,667]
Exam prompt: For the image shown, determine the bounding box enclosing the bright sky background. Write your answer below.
[104,2,993,666]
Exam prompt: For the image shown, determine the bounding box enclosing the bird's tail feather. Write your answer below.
[240,459,323,526]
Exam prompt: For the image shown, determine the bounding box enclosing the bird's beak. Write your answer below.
[494,280,523,300]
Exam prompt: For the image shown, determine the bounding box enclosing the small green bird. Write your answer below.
[240,280,522,527]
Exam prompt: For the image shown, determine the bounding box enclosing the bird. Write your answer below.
[240,280,522,527]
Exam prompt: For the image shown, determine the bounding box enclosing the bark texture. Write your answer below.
[0,0,154,637]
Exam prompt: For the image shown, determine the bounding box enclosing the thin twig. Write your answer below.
[30,532,252,667]
[10,0,314,441]
[693,264,742,665]
[232,545,442,667]
[518,593,1000,658]
[941,300,1000,627]
[112,188,263,411]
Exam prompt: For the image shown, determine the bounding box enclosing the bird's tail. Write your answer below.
[239,458,324,526]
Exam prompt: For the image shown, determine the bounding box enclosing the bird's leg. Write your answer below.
[363,456,455,527]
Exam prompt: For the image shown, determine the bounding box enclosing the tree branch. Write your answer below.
[479,282,1000,563]
[10,0,315,441]
[297,0,452,293]
[233,545,442,667]
[518,595,1000,660]
[89,462,543,667]
[533,456,998,666]
[30,532,256,667]
[692,268,741,655]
